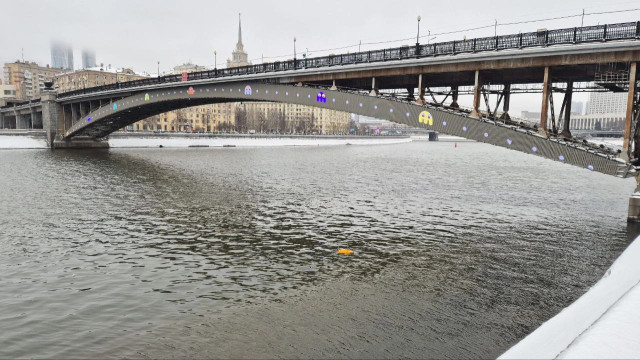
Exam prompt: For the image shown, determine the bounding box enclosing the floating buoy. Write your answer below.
[337,248,354,255]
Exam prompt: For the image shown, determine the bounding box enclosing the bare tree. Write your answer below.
[172,109,188,132]
[235,105,248,133]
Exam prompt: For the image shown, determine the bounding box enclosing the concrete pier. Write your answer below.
[629,192,640,222]
[53,137,110,149]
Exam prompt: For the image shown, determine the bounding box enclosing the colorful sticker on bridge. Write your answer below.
[418,111,433,125]
[187,87,195,95]
[316,92,326,103]
[244,85,252,95]
[87,116,91,122]
[144,93,150,101]
[113,103,117,110]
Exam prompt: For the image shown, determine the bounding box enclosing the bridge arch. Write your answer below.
[65,82,627,177]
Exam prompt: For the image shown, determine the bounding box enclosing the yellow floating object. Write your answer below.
[337,248,354,255]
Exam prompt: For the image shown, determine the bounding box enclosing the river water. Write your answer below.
[0,141,637,358]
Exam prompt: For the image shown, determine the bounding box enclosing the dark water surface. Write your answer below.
[0,141,637,358]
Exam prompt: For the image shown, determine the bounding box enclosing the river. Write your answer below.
[0,141,637,358]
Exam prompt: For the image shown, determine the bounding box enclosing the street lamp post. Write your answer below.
[214,50,217,74]
[416,16,421,45]
[416,16,422,55]
[157,61,160,78]
[293,37,297,69]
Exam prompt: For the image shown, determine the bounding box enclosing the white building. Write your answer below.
[587,92,627,115]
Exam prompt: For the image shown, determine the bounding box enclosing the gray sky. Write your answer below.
[2,0,639,113]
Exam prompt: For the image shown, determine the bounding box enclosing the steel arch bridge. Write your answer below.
[63,81,630,178]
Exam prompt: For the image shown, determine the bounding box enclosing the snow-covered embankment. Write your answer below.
[500,235,640,359]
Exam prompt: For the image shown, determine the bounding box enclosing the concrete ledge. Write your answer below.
[53,137,109,149]
[628,195,640,222]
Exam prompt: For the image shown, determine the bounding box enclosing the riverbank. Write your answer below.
[108,132,412,148]
[500,231,640,359]
[0,131,412,149]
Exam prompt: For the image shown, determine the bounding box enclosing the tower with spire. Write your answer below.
[227,13,250,68]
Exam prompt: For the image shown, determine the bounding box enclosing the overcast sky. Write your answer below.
[2,0,639,113]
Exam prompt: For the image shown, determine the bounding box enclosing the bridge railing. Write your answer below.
[56,20,640,100]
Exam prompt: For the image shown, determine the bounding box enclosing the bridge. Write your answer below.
[1,21,640,215]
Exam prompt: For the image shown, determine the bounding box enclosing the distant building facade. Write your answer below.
[569,114,625,131]
[587,92,627,115]
[61,14,349,134]
[53,66,148,93]
[81,50,96,69]
[51,42,74,70]
[3,61,64,100]
[0,84,17,100]
[173,63,207,74]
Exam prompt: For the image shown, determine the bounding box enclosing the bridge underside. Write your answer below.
[63,82,630,178]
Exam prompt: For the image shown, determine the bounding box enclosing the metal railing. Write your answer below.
[56,20,640,100]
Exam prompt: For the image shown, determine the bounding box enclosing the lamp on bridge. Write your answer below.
[157,61,160,78]
[214,50,217,73]
[293,37,297,69]
[416,16,421,54]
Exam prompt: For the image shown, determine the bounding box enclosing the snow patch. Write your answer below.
[0,135,48,149]
[108,136,412,148]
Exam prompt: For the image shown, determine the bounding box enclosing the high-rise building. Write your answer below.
[570,100,584,115]
[3,61,64,100]
[51,42,74,70]
[81,50,96,69]
[227,13,250,68]
[587,92,627,115]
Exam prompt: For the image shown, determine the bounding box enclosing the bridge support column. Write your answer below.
[416,74,425,105]
[560,82,573,138]
[15,111,29,129]
[628,176,640,222]
[369,77,379,96]
[623,62,638,160]
[42,90,61,148]
[450,86,459,109]
[499,84,511,121]
[71,103,79,125]
[539,66,551,136]
[330,80,337,91]
[31,108,42,129]
[79,102,87,118]
[63,104,72,132]
[470,71,482,118]
[0,112,4,129]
